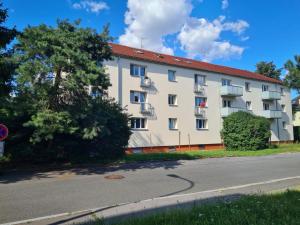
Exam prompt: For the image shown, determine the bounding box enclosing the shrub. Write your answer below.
[221,111,271,151]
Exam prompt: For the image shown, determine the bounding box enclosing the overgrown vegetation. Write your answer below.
[0,5,131,164]
[82,190,300,225]
[221,111,271,151]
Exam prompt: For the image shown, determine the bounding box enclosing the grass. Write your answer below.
[81,190,300,225]
[123,143,300,163]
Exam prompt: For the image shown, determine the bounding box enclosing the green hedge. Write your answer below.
[221,111,271,151]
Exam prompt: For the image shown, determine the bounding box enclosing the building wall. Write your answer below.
[293,111,300,127]
[104,56,294,149]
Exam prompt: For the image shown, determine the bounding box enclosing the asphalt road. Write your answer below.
[1,153,300,224]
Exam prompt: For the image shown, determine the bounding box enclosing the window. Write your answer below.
[132,148,143,154]
[262,85,269,92]
[196,119,207,129]
[168,70,176,81]
[130,64,145,77]
[130,118,147,129]
[130,91,146,103]
[195,74,206,85]
[281,104,286,112]
[169,118,177,130]
[222,79,231,86]
[223,99,231,108]
[280,87,284,95]
[246,101,252,110]
[282,121,287,129]
[168,146,176,152]
[263,103,270,110]
[195,97,207,107]
[168,94,177,106]
[245,82,250,91]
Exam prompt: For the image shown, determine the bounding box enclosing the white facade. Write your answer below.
[104,55,293,150]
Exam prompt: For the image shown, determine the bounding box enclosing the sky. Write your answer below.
[2,0,300,96]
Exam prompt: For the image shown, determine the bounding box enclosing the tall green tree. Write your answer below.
[0,1,17,100]
[8,20,131,162]
[255,61,282,80]
[284,55,300,93]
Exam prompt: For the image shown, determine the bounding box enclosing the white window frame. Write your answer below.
[246,101,252,110]
[195,74,206,85]
[262,85,269,92]
[168,94,177,106]
[168,118,178,130]
[130,64,146,77]
[263,103,270,110]
[196,119,207,130]
[222,79,231,86]
[223,99,232,108]
[168,70,176,82]
[130,118,147,129]
[245,82,251,92]
[130,91,146,103]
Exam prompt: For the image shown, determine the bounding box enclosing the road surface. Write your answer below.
[0,153,300,224]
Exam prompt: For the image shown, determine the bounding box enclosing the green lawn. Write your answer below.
[123,144,300,163]
[82,190,300,225]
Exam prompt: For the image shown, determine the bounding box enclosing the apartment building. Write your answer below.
[104,43,293,153]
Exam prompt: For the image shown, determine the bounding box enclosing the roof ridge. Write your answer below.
[109,42,282,85]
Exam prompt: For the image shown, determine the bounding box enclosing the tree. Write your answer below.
[255,61,282,80]
[221,111,271,151]
[0,1,17,101]
[284,55,300,93]
[7,20,131,162]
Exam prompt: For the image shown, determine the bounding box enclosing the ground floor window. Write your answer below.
[130,118,147,129]
[196,119,207,129]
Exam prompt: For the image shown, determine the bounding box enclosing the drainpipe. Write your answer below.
[117,56,122,106]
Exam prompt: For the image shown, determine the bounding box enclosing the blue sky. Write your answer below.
[3,0,300,96]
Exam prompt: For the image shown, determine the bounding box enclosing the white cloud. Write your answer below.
[119,0,192,55]
[222,0,229,10]
[72,1,109,14]
[119,0,249,62]
[178,16,248,62]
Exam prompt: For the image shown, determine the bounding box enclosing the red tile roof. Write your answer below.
[109,43,283,85]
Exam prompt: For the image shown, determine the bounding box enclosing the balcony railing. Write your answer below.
[194,107,206,118]
[221,107,248,117]
[140,103,152,114]
[262,91,281,100]
[262,110,282,119]
[220,85,243,97]
[194,84,205,95]
[140,77,151,87]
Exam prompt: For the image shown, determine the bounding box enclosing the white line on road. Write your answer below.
[2,175,300,225]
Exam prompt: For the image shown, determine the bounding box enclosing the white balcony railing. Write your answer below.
[140,103,152,114]
[220,85,243,97]
[194,107,206,118]
[262,110,282,119]
[194,84,205,95]
[221,107,248,117]
[262,91,281,100]
[140,77,151,87]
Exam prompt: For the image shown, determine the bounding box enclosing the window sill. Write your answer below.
[196,128,209,131]
[131,128,148,131]
[169,128,178,131]
[130,101,142,104]
[168,80,178,83]
[169,104,178,107]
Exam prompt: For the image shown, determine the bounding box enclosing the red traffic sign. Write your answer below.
[0,124,8,141]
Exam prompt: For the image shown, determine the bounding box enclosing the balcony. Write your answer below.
[220,85,243,97]
[194,84,205,95]
[262,91,281,100]
[194,107,206,118]
[140,103,152,114]
[221,107,248,117]
[262,110,282,119]
[140,77,151,88]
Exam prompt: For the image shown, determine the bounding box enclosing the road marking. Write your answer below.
[2,175,300,225]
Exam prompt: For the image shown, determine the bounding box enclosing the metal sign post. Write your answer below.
[0,124,9,157]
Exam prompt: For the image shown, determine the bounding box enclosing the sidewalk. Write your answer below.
[6,176,300,225]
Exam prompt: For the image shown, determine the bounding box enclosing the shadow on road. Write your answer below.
[0,160,184,184]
